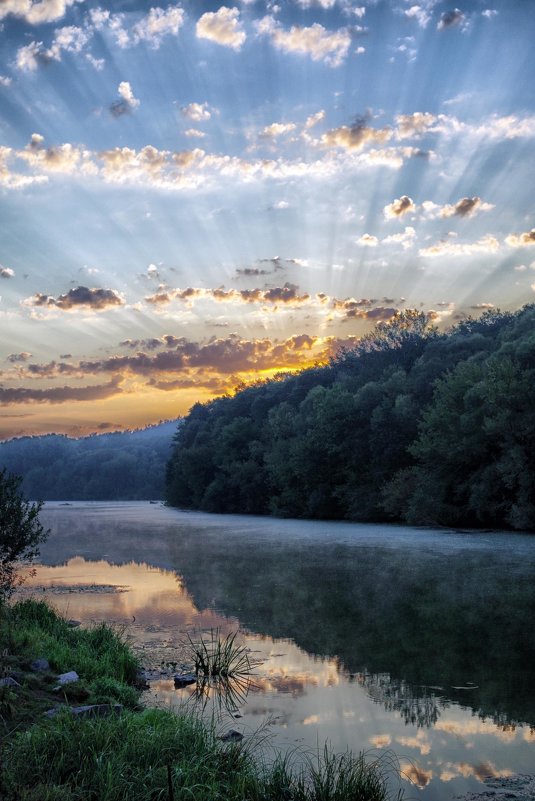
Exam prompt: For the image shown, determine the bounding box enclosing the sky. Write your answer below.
[1,0,534,439]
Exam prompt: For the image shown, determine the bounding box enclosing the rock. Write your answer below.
[30,658,50,672]
[56,671,79,685]
[173,673,197,688]
[220,729,243,742]
[0,677,21,688]
[44,704,123,719]
[67,620,81,628]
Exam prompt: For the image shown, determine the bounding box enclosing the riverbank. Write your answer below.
[0,599,401,801]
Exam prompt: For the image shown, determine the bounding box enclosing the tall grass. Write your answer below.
[2,599,138,683]
[186,628,253,679]
[2,708,403,801]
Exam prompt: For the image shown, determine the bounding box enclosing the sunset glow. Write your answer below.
[1,0,534,437]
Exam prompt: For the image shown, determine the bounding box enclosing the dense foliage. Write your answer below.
[0,470,49,600]
[0,421,179,501]
[166,306,535,530]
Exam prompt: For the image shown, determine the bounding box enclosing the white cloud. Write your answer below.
[305,110,325,129]
[132,5,185,48]
[383,226,417,250]
[404,5,431,28]
[15,41,43,72]
[86,53,104,70]
[357,234,378,247]
[118,81,140,109]
[184,128,206,139]
[0,76,13,87]
[0,0,81,25]
[261,122,297,138]
[196,6,246,50]
[505,229,535,248]
[0,266,15,278]
[419,234,500,257]
[482,9,498,19]
[181,102,212,121]
[256,15,351,68]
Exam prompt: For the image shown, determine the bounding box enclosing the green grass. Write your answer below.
[0,601,403,801]
[186,628,254,679]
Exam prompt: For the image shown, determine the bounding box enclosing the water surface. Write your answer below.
[22,502,535,800]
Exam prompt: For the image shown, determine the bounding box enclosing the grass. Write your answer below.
[0,601,403,801]
[186,628,254,679]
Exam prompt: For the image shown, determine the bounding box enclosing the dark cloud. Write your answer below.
[452,197,481,216]
[1,266,15,279]
[17,334,323,381]
[235,268,269,277]
[145,283,310,306]
[120,337,162,351]
[0,377,122,406]
[7,352,32,363]
[60,353,72,359]
[110,100,130,118]
[28,286,124,311]
[437,9,464,30]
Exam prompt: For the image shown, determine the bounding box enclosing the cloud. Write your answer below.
[383,195,415,219]
[419,234,500,257]
[7,352,32,363]
[482,9,498,19]
[321,118,392,150]
[196,7,246,50]
[0,76,12,86]
[400,763,432,789]
[439,196,494,217]
[404,5,432,28]
[256,15,351,67]
[19,133,90,174]
[145,282,311,307]
[437,8,465,30]
[382,226,417,250]
[0,0,80,25]
[0,266,15,278]
[305,110,325,129]
[505,229,535,248]
[111,81,140,116]
[15,41,44,72]
[260,122,297,139]
[25,286,125,312]
[395,112,436,139]
[181,102,212,121]
[0,377,122,406]
[131,5,185,48]
[357,234,378,247]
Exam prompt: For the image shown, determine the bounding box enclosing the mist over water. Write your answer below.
[25,502,535,800]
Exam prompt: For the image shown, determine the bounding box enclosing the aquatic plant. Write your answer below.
[186,628,254,679]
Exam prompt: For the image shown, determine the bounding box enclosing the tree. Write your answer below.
[0,469,49,601]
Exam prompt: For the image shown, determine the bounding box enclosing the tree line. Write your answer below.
[0,421,179,501]
[166,305,535,530]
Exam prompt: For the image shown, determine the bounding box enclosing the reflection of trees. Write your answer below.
[353,672,447,728]
[37,506,535,728]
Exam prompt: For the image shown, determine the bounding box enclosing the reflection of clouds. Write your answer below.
[400,762,433,788]
[439,761,512,783]
[369,734,391,748]
[435,719,517,744]
[396,732,431,756]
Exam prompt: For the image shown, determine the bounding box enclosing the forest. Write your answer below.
[166,305,535,531]
[0,421,178,500]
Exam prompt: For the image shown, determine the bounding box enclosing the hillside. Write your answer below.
[0,420,180,501]
[166,306,535,530]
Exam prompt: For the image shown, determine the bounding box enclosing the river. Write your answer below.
[20,501,535,801]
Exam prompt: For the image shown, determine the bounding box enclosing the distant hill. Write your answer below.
[0,420,181,500]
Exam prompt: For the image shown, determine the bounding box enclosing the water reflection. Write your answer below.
[21,503,535,801]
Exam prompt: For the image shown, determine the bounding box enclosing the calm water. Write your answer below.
[22,502,535,800]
